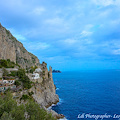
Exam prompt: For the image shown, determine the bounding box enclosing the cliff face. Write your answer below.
[0,23,60,117]
[30,64,59,107]
[0,23,40,68]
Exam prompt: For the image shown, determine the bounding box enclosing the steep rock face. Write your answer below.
[0,23,59,115]
[0,23,40,68]
[31,64,59,107]
[32,79,59,107]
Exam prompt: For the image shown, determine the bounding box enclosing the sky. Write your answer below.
[0,0,120,71]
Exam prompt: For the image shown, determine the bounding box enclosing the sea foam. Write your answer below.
[56,88,60,90]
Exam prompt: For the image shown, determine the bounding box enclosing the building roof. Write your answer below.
[35,68,42,72]
[5,79,15,81]
[32,73,39,75]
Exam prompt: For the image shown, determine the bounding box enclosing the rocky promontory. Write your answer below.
[0,23,64,119]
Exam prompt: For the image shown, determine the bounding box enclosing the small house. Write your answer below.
[0,85,16,92]
[3,79,15,85]
[0,86,4,92]
[32,73,40,80]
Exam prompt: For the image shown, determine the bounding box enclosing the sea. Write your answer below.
[51,70,120,120]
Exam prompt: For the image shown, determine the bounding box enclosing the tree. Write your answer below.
[2,68,9,76]
[26,100,46,120]
[10,105,25,120]
[14,80,21,87]
[0,92,17,117]
[0,92,57,120]
[9,71,17,77]
[17,69,32,89]
[17,69,26,78]
[0,112,13,120]
[0,60,8,67]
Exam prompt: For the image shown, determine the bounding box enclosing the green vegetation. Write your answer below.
[9,71,17,77]
[17,69,32,89]
[0,92,25,120]
[2,68,31,89]
[6,29,10,36]
[20,92,34,101]
[28,91,34,96]
[42,61,47,66]
[31,57,36,64]
[2,68,9,76]
[20,94,30,101]
[26,101,56,120]
[0,92,56,120]
[26,66,38,73]
[0,59,19,68]
[2,67,32,89]
[29,52,37,59]
[14,80,21,87]
[29,66,38,73]
[5,68,32,89]
[18,57,29,63]
[43,71,45,75]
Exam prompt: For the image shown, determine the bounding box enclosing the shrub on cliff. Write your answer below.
[0,59,15,68]
[29,66,38,73]
[2,68,9,76]
[26,100,56,120]
[0,92,57,120]
[20,94,30,101]
[9,71,17,77]
[17,69,32,89]
[0,92,26,120]
[0,59,21,68]
[14,80,21,87]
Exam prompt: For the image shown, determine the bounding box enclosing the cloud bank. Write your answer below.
[0,0,120,70]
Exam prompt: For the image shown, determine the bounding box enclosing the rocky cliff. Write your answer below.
[30,64,59,107]
[0,23,62,118]
[0,23,40,68]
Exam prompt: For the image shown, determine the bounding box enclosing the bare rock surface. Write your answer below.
[0,23,40,68]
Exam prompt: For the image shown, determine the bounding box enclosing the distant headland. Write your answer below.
[52,69,61,73]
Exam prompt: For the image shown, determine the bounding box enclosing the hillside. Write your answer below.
[0,23,40,69]
[0,23,64,119]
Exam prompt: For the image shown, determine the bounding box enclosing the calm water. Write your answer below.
[52,70,120,120]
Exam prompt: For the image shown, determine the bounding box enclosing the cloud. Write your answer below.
[63,39,77,45]
[1,0,120,69]
[26,42,50,51]
[45,17,64,25]
[31,7,45,15]
[80,31,93,37]
[92,0,115,7]
[112,49,120,55]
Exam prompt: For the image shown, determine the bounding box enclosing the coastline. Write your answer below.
[47,98,66,120]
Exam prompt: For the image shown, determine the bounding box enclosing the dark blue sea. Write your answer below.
[52,70,120,120]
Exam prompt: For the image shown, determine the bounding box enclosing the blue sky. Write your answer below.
[0,0,120,71]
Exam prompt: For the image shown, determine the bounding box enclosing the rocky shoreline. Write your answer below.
[46,101,65,119]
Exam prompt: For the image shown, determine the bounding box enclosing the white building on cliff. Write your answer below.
[32,73,40,80]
